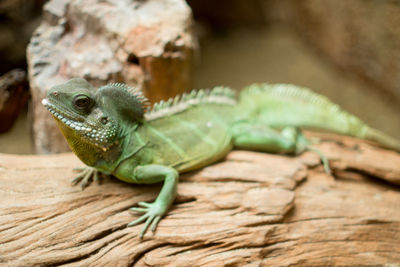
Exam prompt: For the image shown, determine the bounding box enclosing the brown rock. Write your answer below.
[27,0,197,153]
[0,69,29,133]
[1,137,399,266]
[187,0,266,29]
[0,0,45,74]
[269,0,400,101]
[188,0,400,101]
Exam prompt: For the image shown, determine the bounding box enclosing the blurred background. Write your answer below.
[0,0,399,154]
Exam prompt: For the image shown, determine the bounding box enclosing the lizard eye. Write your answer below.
[100,117,108,124]
[73,94,91,110]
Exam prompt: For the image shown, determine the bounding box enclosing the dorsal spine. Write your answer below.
[105,83,150,112]
[145,86,236,121]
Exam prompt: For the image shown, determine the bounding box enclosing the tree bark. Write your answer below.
[1,135,400,266]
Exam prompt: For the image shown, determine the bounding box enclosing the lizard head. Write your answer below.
[42,78,148,151]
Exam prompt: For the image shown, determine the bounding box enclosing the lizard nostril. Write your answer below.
[52,91,59,96]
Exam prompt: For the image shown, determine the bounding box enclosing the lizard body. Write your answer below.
[42,78,400,237]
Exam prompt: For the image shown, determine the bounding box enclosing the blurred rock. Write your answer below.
[265,0,400,101]
[0,69,29,133]
[0,0,45,75]
[188,0,400,102]
[187,0,266,30]
[27,0,197,154]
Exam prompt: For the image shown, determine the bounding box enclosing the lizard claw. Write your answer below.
[71,167,102,190]
[128,201,166,239]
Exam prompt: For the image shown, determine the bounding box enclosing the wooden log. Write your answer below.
[1,136,400,266]
[27,0,196,154]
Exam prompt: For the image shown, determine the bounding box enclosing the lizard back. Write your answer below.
[137,87,239,172]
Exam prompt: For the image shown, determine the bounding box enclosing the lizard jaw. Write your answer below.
[42,98,118,147]
[42,98,92,133]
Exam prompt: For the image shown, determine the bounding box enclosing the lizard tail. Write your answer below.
[239,83,400,152]
[363,127,400,152]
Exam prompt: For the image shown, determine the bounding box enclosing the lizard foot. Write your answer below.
[71,167,102,190]
[128,201,167,239]
[294,130,332,175]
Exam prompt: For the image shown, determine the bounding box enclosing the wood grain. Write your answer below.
[1,136,399,266]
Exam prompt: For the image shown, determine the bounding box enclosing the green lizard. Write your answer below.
[42,78,400,238]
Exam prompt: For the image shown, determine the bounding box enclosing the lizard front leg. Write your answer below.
[127,164,178,238]
[71,166,104,190]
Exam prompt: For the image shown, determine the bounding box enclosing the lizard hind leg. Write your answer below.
[231,122,331,174]
[293,130,331,175]
[231,121,297,154]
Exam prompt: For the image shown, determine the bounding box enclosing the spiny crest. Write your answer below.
[145,86,236,120]
[106,83,150,112]
[242,83,341,113]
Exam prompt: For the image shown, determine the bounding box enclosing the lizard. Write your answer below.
[42,78,400,238]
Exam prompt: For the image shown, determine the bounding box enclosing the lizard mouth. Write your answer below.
[42,98,90,132]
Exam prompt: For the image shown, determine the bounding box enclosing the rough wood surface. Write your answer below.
[1,136,400,266]
[27,0,196,154]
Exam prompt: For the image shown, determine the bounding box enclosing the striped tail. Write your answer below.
[239,83,400,152]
